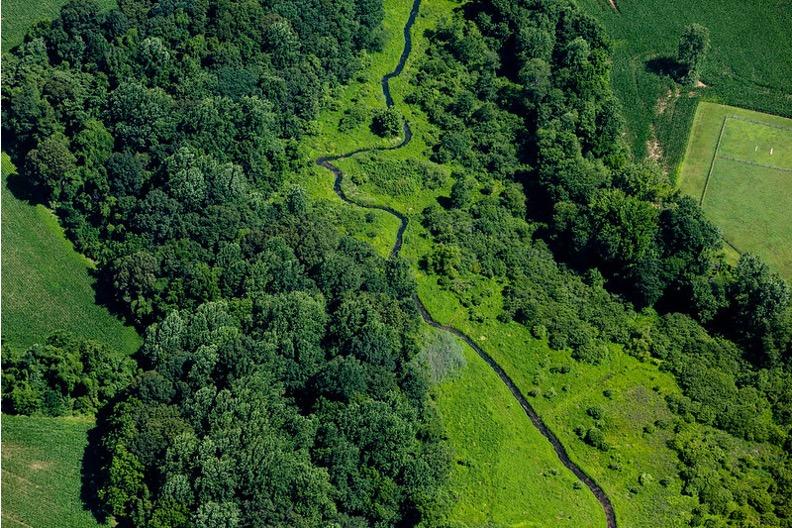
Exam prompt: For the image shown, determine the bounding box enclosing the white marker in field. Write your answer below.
[770,148,774,155]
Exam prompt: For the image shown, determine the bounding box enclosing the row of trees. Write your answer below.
[2,332,136,416]
[2,0,449,526]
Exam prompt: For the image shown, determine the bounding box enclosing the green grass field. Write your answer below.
[2,414,106,528]
[430,328,604,528]
[2,154,141,353]
[1,0,116,50]
[679,102,792,277]
[577,0,792,172]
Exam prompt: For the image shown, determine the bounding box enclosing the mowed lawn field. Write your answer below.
[577,0,792,170]
[2,415,106,528]
[679,102,792,277]
[2,154,141,353]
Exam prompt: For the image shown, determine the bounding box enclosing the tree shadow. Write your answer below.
[645,56,684,82]
[436,195,453,209]
[80,404,114,524]
[4,167,49,206]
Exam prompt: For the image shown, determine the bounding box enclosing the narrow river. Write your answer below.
[315,1,617,526]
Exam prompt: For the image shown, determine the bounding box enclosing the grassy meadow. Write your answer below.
[577,0,792,172]
[300,0,705,525]
[429,328,605,528]
[2,155,141,354]
[2,415,106,528]
[302,0,612,524]
[679,102,792,277]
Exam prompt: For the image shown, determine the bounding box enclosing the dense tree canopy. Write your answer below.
[2,1,448,526]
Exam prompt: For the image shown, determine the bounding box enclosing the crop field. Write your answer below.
[1,154,141,353]
[577,0,792,171]
[679,102,792,277]
[1,0,115,50]
[2,415,105,528]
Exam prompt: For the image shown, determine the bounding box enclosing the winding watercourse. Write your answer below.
[315,1,617,526]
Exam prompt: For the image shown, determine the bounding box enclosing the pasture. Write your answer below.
[1,154,141,353]
[2,415,105,528]
[679,102,792,277]
[577,0,792,171]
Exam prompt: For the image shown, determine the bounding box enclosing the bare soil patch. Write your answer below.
[646,126,664,163]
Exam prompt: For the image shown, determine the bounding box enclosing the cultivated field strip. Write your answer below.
[316,1,617,526]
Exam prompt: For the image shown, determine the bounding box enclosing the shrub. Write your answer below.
[371,107,403,137]
[584,427,610,451]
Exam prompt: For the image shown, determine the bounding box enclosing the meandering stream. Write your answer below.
[315,1,617,526]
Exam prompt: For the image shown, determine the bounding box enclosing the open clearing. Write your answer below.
[679,102,792,277]
[303,0,699,525]
[303,0,604,524]
[431,328,604,528]
[2,415,105,528]
[578,0,792,170]
[1,154,141,353]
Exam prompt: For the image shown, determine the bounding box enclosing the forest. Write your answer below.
[2,0,791,527]
[3,0,447,526]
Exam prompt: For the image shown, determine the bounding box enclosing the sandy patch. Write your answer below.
[646,126,664,164]
[656,86,680,115]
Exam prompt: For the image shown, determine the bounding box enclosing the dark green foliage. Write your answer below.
[2,0,450,525]
[725,254,791,366]
[2,332,136,416]
[583,427,609,451]
[677,24,710,85]
[370,106,403,137]
[95,226,448,526]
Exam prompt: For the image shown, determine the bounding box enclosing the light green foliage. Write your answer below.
[347,153,446,197]
[2,415,106,528]
[1,154,141,353]
[679,102,792,277]
[577,0,792,169]
[417,330,465,384]
[432,331,605,528]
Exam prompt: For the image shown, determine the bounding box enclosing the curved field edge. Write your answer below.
[2,154,141,354]
[1,0,116,51]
